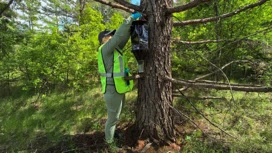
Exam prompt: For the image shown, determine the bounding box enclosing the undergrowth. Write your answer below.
[175,90,272,153]
[0,87,271,152]
[0,87,136,152]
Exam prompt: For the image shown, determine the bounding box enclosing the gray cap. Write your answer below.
[98,29,116,44]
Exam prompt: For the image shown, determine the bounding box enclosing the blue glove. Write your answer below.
[131,12,142,20]
[124,68,130,85]
[125,68,130,73]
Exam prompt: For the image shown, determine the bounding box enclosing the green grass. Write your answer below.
[0,88,102,152]
[0,87,272,152]
[175,90,272,153]
[0,87,137,152]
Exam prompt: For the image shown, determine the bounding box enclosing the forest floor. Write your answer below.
[1,89,271,153]
[44,122,184,153]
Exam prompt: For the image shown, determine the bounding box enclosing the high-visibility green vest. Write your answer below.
[98,45,134,94]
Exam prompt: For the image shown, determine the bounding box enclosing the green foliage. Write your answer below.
[73,6,105,76]
[9,6,115,92]
[106,13,124,30]
[17,31,68,89]
[0,19,17,57]
[0,1,133,96]
[172,0,272,85]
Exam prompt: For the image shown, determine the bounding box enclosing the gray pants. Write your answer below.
[104,85,125,143]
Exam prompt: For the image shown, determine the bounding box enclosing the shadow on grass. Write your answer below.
[44,132,106,153]
[0,88,111,152]
[41,128,137,153]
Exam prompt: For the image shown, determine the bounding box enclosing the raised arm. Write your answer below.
[102,12,142,55]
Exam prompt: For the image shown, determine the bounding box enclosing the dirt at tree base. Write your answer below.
[42,125,183,153]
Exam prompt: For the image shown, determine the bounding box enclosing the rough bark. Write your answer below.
[134,0,175,144]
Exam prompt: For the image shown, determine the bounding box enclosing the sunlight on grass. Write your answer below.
[174,90,272,153]
[1,87,272,152]
[0,87,108,152]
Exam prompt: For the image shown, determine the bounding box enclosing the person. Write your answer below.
[97,12,142,144]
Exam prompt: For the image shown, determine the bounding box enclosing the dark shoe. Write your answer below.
[114,131,124,140]
[106,142,123,153]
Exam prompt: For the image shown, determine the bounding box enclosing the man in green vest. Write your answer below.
[97,12,142,145]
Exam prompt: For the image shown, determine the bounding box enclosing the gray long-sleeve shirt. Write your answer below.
[101,16,134,85]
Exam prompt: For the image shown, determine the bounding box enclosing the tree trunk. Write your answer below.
[134,0,175,144]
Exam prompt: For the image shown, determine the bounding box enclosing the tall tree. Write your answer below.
[0,0,14,16]
[41,0,76,29]
[93,0,271,145]
[0,0,23,96]
[14,0,41,30]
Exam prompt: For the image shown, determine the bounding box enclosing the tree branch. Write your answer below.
[114,0,141,12]
[175,60,255,92]
[172,39,229,45]
[93,0,134,13]
[0,0,14,16]
[194,60,251,81]
[164,76,272,92]
[124,74,143,80]
[167,0,211,14]
[173,0,269,26]
[172,24,272,45]
[172,95,226,100]
[176,88,237,139]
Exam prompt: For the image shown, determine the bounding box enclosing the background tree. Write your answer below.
[0,0,23,96]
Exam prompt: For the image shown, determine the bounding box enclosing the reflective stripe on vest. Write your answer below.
[99,53,124,77]
[99,72,124,77]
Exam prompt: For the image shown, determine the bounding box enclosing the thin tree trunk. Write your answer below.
[0,0,14,16]
[134,0,175,144]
